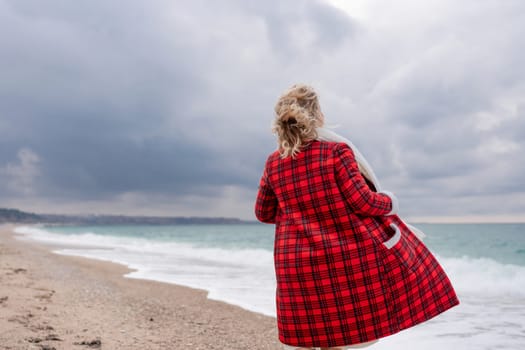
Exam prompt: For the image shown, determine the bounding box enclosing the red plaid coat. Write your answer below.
[255,140,459,348]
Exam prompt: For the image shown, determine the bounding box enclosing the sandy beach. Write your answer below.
[0,224,280,349]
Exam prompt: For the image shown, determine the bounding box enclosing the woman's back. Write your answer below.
[261,140,393,245]
[265,140,351,235]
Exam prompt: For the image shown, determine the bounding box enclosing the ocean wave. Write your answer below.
[14,225,525,312]
[438,255,525,299]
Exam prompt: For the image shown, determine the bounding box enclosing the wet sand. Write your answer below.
[0,224,280,349]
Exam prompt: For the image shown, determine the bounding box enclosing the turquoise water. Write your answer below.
[44,222,525,265]
[46,224,275,250]
[413,223,525,266]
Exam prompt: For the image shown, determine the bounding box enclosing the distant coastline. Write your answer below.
[0,207,256,225]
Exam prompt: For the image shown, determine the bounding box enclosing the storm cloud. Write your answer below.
[1,0,524,221]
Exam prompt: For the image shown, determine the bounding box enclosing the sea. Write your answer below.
[14,223,525,350]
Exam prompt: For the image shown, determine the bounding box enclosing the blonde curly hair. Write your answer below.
[273,84,324,158]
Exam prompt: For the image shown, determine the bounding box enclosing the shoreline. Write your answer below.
[0,224,280,349]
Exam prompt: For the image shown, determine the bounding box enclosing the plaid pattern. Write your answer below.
[255,141,459,348]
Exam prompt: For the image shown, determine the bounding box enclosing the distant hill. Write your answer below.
[0,207,252,225]
[0,208,42,223]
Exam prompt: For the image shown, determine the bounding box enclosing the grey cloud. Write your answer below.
[234,0,355,56]
[1,0,282,210]
[0,148,40,195]
[1,0,524,220]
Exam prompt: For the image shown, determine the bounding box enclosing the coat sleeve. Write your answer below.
[334,143,398,216]
[254,166,278,224]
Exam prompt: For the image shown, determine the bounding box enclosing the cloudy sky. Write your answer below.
[1,0,524,222]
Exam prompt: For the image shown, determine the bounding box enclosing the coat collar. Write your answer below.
[315,127,383,191]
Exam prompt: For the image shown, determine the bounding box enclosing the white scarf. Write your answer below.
[316,127,426,239]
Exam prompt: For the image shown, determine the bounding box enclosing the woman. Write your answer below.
[255,84,459,350]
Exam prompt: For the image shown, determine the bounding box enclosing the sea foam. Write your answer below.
[14,225,276,315]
